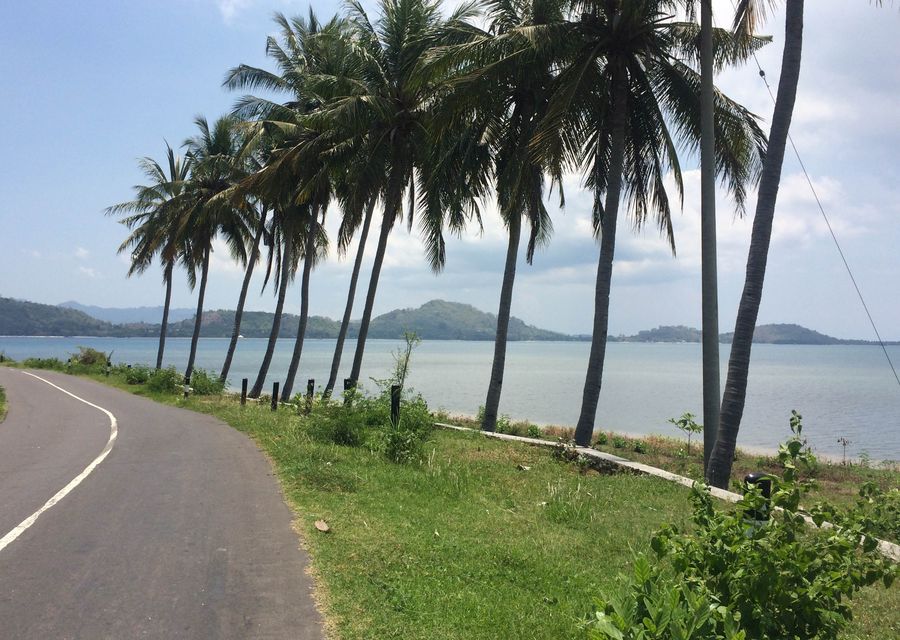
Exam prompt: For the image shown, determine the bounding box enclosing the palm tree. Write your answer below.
[247,203,302,398]
[180,115,251,382]
[305,0,481,388]
[106,143,191,370]
[429,0,568,432]
[527,0,766,447]
[706,0,805,487]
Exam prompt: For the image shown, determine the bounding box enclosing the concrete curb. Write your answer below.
[434,422,900,562]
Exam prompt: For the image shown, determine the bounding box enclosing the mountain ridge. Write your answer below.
[2,296,895,345]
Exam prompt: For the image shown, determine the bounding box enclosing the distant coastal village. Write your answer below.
[1,295,892,345]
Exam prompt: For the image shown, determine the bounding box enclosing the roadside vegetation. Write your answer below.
[4,353,897,639]
[0,384,6,422]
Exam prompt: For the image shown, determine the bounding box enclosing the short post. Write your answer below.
[743,472,772,526]
[306,378,315,414]
[271,382,279,411]
[183,373,191,399]
[241,378,248,406]
[106,359,111,377]
[390,384,401,427]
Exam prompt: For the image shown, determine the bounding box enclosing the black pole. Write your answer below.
[241,378,248,406]
[390,384,401,427]
[184,373,190,398]
[306,379,315,414]
[743,472,772,522]
[271,382,279,411]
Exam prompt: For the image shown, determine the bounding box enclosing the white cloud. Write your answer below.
[215,0,255,23]
[78,266,98,278]
[75,246,89,259]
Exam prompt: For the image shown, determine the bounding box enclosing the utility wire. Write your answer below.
[750,52,900,389]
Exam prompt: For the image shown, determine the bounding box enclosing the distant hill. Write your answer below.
[1,297,568,341]
[612,323,896,345]
[362,300,571,341]
[4,296,895,344]
[59,301,195,324]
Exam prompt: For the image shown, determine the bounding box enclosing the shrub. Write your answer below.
[667,411,703,456]
[124,364,151,385]
[526,423,542,439]
[629,413,898,640]
[71,346,108,367]
[588,555,744,640]
[146,366,182,393]
[189,369,225,395]
[633,440,649,455]
[22,357,66,370]
[612,436,627,449]
[381,394,433,463]
[594,432,609,447]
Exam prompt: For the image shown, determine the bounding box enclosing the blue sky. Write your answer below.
[0,0,898,340]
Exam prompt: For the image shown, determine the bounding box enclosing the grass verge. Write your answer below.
[0,385,6,422]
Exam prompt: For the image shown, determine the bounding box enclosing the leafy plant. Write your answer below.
[526,423,541,439]
[189,368,226,395]
[633,440,649,455]
[71,346,108,367]
[124,364,151,385]
[146,366,182,393]
[22,357,66,370]
[645,414,896,640]
[588,555,745,640]
[594,432,609,446]
[668,412,702,456]
[612,436,627,450]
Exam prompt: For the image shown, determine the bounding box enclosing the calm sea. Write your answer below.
[2,336,898,460]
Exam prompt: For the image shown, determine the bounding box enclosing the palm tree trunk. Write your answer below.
[707,0,804,488]
[281,209,320,401]
[184,246,210,382]
[348,207,395,386]
[573,71,628,447]
[324,199,376,397]
[220,210,267,384]
[699,0,720,471]
[250,234,293,398]
[156,261,174,370]
[482,214,522,432]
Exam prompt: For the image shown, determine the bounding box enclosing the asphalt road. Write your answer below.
[0,368,323,639]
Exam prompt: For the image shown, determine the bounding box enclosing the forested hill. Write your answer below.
[0,297,570,341]
[3,296,893,344]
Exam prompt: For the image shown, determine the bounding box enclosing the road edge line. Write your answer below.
[0,371,118,552]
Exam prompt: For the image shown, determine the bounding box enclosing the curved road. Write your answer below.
[0,368,323,639]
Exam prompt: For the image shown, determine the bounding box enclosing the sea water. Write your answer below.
[1,336,898,461]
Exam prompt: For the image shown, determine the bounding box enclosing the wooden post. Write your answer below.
[241,378,248,406]
[306,379,315,414]
[271,382,279,411]
[390,384,401,427]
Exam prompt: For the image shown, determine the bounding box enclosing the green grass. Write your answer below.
[10,363,900,639]
[0,385,6,422]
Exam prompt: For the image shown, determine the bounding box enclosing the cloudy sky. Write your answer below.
[0,0,897,339]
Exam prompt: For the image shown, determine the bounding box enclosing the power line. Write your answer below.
[751,55,900,389]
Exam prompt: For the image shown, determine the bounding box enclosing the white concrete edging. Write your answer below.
[434,422,900,562]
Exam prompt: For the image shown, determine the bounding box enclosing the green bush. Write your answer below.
[594,432,609,446]
[527,423,542,439]
[124,364,151,385]
[189,369,225,395]
[633,440,649,454]
[22,357,66,370]
[381,394,432,463]
[588,555,745,640]
[597,413,899,640]
[612,435,627,449]
[71,346,108,367]
[147,366,182,393]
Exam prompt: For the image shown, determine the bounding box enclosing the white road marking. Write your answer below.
[0,371,118,552]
